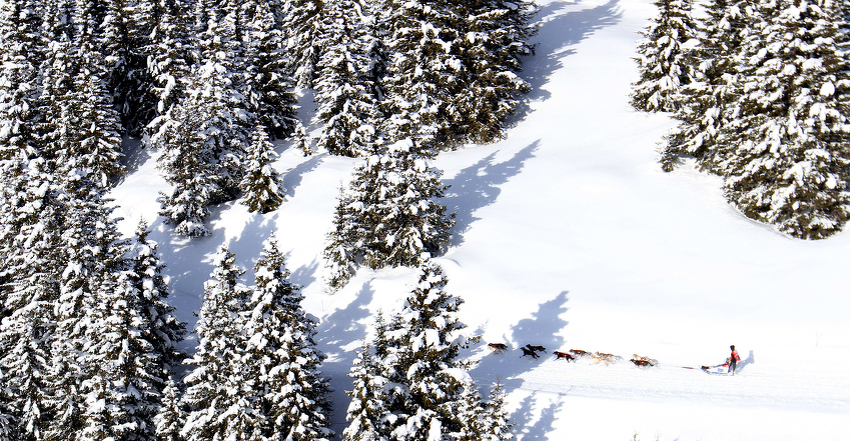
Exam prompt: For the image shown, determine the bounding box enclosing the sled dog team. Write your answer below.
[488,343,742,375]
[487,343,657,368]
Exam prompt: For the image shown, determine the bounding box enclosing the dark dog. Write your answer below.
[631,354,656,368]
[520,347,540,359]
[553,351,576,362]
[630,359,653,368]
[488,343,508,354]
[525,344,546,353]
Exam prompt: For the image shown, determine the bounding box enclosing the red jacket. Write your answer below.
[731,350,741,362]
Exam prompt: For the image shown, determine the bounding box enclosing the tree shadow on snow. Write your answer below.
[115,137,150,183]
[313,281,376,437]
[280,153,325,199]
[470,291,570,436]
[510,0,623,125]
[442,141,539,247]
[511,393,566,440]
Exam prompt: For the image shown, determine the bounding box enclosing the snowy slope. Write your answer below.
[110,0,850,439]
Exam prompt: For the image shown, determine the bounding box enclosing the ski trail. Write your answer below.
[502,354,850,413]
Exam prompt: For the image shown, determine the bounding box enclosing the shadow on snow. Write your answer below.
[442,140,539,247]
[470,290,571,439]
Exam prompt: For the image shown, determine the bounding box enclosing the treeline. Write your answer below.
[631,0,850,239]
[0,0,537,438]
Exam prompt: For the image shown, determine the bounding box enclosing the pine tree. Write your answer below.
[314,0,383,157]
[128,219,187,376]
[242,235,334,440]
[0,283,55,441]
[359,262,494,440]
[34,34,76,171]
[630,0,697,113]
[0,158,62,441]
[239,126,285,214]
[42,179,132,441]
[57,36,125,189]
[100,0,157,135]
[450,0,537,144]
[660,0,756,171]
[180,247,251,441]
[155,0,254,236]
[153,377,185,441]
[281,0,325,88]
[381,0,464,150]
[242,0,300,139]
[323,140,455,290]
[77,272,163,441]
[342,341,390,441]
[476,379,513,440]
[719,0,850,238]
[144,0,195,138]
[154,102,220,238]
[0,0,45,161]
[0,401,12,441]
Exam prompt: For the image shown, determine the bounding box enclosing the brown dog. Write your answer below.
[488,343,508,354]
[553,351,576,362]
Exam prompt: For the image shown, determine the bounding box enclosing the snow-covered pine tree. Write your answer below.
[100,0,157,135]
[377,262,493,440]
[475,379,513,440]
[660,0,756,171]
[450,0,537,144]
[381,0,464,151]
[128,219,187,378]
[156,0,253,236]
[280,0,325,88]
[718,0,850,239]
[314,0,383,157]
[144,0,195,139]
[180,247,253,441]
[0,0,45,161]
[242,0,300,140]
[0,401,12,441]
[77,271,164,441]
[41,0,75,41]
[154,101,220,237]
[242,235,334,440]
[239,125,285,213]
[153,377,185,441]
[630,0,697,113]
[0,158,63,441]
[342,340,391,441]
[57,36,126,189]
[323,139,455,290]
[42,182,131,441]
[34,34,76,171]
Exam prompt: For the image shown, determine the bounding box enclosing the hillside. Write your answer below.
[109,0,850,439]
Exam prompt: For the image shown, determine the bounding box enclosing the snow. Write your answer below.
[108,0,850,439]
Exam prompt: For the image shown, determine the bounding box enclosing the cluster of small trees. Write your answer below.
[174,238,334,441]
[149,0,538,238]
[343,262,513,441]
[175,252,514,441]
[318,0,538,288]
[632,0,850,239]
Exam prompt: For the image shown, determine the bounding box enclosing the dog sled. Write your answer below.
[700,362,731,375]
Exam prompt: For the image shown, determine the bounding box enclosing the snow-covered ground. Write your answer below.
[110,0,850,439]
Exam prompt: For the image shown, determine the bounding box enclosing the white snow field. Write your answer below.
[110,0,850,439]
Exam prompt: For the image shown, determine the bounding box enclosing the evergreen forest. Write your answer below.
[1,0,849,438]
